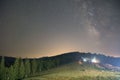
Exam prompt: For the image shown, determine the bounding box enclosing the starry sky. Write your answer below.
[0,0,120,58]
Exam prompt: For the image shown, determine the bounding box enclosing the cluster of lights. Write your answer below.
[82,57,99,63]
[91,57,99,63]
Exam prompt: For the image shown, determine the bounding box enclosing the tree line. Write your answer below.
[0,57,60,80]
[1,52,120,80]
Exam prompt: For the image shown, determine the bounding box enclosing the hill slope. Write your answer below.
[1,52,120,67]
[24,62,120,80]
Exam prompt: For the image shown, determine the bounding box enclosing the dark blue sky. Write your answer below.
[0,0,120,58]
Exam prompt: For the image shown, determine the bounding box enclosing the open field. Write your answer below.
[24,63,120,80]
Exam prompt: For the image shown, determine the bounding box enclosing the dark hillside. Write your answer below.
[1,52,120,67]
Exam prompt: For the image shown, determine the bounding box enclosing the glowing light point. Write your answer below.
[83,58,87,62]
[91,57,99,63]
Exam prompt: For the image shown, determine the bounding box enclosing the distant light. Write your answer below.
[83,58,87,62]
[91,57,99,63]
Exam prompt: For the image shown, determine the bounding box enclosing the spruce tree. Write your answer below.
[46,60,54,70]
[8,65,16,80]
[19,59,25,79]
[54,59,60,67]
[13,58,20,79]
[0,56,6,80]
[5,67,9,80]
[38,60,43,72]
[0,62,2,80]
[25,59,31,77]
[31,59,37,75]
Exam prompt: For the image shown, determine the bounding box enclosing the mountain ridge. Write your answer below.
[0,51,120,67]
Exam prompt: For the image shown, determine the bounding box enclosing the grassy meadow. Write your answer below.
[24,62,120,80]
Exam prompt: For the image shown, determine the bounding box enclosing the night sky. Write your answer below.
[0,0,120,58]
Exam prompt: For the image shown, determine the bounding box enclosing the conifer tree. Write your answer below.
[0,62,2,79]
[46,60,51,70]
[13,58,20,79]
[25,59,31,77]
[19,59,25,79]
[31,59,37,74]
[55,59,60,67]
[38,60,43,72]
[0,56,6,80]
[8,65,16,80]
[5,67,9,80]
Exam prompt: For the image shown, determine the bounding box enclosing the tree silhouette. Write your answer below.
[8,65,16,80]
[31,59,37,74]
[13,58,20,79]
[38,60,44,72]
[0,56,6,80]
[25,59,31,77]
[19,59,25,79]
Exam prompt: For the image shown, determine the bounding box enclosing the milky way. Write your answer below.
[0,0,120,57]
